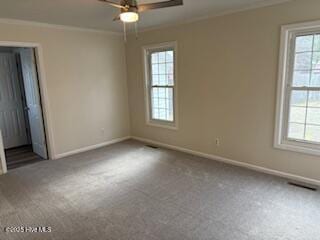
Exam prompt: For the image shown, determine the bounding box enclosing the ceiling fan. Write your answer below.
[99,0,183,23]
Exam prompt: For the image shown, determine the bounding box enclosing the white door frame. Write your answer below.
[0,41,56,174]
[0,129,7,174]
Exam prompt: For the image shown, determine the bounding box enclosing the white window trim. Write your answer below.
[275,20,320,156]
[142,41,179,130]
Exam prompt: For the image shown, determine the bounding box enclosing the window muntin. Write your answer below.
[287,33,320,144]
[144,43,177,128]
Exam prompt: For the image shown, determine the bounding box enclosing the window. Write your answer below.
[275,21,320,156]
[143,42,178,129]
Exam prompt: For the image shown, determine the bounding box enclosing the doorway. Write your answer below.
[0,46,48,170]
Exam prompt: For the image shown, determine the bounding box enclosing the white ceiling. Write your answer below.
[0,0,289,32]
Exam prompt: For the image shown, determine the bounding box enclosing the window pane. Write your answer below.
[152,88,159,98]
[167,74,174,86]
[314,35,320,51]
[152,109,159,119]
[166,63,174,74]
[166,88,174,121]
[289,107,306,123]
[167,88,173,100]
[305,125,320,142]
[151,88,160,119]
[310,70,320,87]
[312,52,320,69]
[152,64,158,74]
[152,75,159,85]
[307,108,320,125]
[308,91,320,107]
[159,63,166,74]
[288,123,305,140]
[151,53,158,64]
[290,90,308,107]
[151,87,173,122]
[159,98,166,108]
[158,88,165,98]
[159,109,166,120]
[292,70,310,87]
[294,52,312,70]
[166,51,174,62]
[159,52,166,63]
[152,97,158,107]
[159,75,166,85]
[295,35,313,52]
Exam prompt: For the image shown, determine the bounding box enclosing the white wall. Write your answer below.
[0,21,130,170]
[126,0,320,182]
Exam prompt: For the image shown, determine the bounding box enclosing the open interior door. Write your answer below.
[19,48,48,159]
[0,52,29,149]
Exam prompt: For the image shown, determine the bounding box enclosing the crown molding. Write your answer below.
[0,18,122,36]
[130,0,292,34]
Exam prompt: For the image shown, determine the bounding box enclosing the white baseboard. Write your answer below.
[131,136,320,187]
[54,136,131,159]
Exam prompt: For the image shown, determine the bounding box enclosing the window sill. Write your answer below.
[274,140,320,157]
[146,120,178,130]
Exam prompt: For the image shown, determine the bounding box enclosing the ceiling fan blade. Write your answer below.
[138,0,183,12]
[98,0,126,9]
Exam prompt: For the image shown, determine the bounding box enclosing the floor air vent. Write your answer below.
[288,182,317,191]
[146,145,159,149]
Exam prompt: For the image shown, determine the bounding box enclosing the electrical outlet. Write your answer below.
[215,138,220,147]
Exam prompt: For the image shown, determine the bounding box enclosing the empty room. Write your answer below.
[0,0,319,239]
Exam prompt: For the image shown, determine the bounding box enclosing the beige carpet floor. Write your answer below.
[0,140,319,240]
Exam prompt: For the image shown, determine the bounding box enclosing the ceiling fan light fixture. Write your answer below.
[120,11,139,23]
[100,0,183,24]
